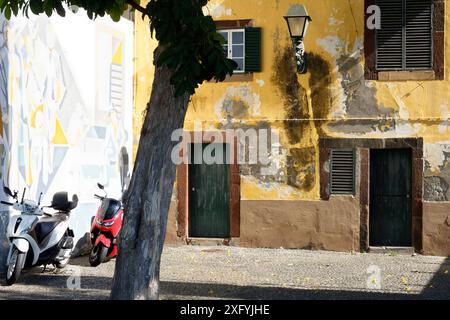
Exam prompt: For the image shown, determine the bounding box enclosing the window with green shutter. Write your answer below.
[218,27,262,73]
[245,27,262,72]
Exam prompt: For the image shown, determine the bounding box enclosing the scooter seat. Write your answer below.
[35,217,62,244]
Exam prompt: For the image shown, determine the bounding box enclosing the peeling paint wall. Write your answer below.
[134,1,450,253]
[178,0,450,202]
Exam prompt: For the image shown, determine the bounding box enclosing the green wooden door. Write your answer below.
[370,149,412,247]
[189,143,230,238]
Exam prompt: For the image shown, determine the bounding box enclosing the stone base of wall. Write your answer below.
[423,202,450,257]
[164,198,450,257]
[165,201,183,245]
[239,197,360,252]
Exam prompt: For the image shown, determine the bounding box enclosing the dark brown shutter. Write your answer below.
[330,149,355,195]
[405,0,433,69]
[433,0,445,80]
[375,0,433,71]
[376,0,404,70]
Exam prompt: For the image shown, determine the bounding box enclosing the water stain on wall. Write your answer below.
[286,146,316,190]
[215,85,261,124]
[271,44,317,191]
[223,99,250,119]
[272,45,309,145]
[307,53,333,137]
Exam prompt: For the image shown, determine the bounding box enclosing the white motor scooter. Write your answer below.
[1,186,78,285]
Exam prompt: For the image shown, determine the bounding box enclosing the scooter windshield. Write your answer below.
[98,198,121,220]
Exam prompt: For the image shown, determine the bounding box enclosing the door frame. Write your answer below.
[176,131,240,242]
[319,138,424,253]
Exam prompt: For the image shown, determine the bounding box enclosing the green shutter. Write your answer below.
[245,27,262,72]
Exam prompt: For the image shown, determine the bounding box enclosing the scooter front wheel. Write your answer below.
[89,243,108,267]
[5,248,26,285]
[55,256,71,269]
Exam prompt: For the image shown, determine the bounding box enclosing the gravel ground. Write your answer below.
[0,246,448,300]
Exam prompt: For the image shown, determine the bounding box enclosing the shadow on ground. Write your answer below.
[0,256,448,300]
[1,273,449,300]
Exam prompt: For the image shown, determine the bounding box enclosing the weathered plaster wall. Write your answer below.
[181,0,450,203]
[240,197,360,252]
[423,202,450,256]
[133,8,158,159]
[134,1,450,254]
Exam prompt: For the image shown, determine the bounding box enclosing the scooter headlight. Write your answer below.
[102,220,114,227]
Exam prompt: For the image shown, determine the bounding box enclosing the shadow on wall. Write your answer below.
[71,232,93,257]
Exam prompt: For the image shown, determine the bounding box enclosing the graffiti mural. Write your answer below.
[0,10,133,264]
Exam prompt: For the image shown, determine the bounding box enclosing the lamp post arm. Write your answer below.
[292,37,307,74]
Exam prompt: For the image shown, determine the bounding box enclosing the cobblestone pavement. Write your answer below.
[0,246,448,300]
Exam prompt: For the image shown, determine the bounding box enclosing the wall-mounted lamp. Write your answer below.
[284,4,312,74]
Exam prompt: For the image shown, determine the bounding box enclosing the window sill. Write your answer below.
[208,73,254,83]
[377,70,436,81]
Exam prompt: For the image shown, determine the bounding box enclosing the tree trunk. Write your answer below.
[110,45,189,300]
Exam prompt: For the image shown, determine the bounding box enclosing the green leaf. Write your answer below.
[10,1,18,15]
[43,0,53,16]
[29,0,43,14]
[55,1,65,16]
[4,5,11,19]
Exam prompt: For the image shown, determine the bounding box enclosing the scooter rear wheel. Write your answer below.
[5,248,26,285]
[89,243,108,267]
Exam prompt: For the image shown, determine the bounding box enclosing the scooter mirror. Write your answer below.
[3,186,13,198]
[97,183,105,190]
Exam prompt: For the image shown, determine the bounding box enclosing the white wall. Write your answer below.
[0,8,134,266]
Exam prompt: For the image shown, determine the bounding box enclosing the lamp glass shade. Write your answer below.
[284,4,311,39]
[286,16,308,38]
[303,18,310,38]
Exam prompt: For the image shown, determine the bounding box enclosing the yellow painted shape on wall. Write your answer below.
[56,86,62,102]
[133,1,158,160]
[112,42,123,65]
[51,117,68,145]
[30,104,44,128]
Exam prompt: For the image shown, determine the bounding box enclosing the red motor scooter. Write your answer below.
[89,183,123,267]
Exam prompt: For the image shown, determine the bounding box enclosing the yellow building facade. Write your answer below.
[134,0,450,256]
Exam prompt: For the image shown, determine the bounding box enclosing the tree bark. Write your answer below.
[110,45,189,300]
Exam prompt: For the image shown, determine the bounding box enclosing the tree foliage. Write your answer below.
[0,0,237,96]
